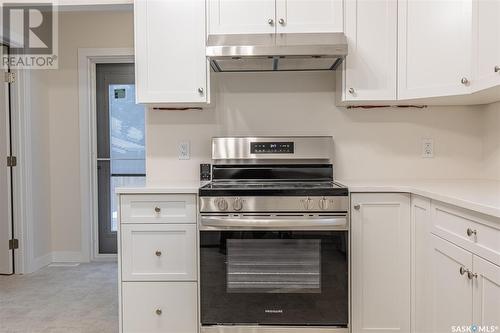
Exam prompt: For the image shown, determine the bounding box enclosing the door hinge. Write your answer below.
[9,239,19,250]
[7,156,17,167]
[4,72,16,84]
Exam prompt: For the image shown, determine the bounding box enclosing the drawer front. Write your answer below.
[122,282,198,333]
[120,194,196,224]
[121,224,197,281]
[431,201,500,266]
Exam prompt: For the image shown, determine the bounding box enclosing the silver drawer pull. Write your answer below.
[155,250,162,257]
[154,206,161,213]
[467,270,477,280]
[466,228,477,237]
[459,266,467,275]
[155,308,162,315]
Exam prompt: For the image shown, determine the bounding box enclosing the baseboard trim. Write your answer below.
[52,251,84,263]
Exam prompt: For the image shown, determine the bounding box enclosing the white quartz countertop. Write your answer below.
[115,182,201,194]
[338,179,500,219]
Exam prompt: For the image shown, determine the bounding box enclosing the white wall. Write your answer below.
[482,102,500,180]
[148,72,486,184]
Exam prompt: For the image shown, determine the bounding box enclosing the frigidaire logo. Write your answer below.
[265,309,284,314]
[1,2,58,69]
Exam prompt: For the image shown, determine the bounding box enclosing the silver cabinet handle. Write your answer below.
[278,18,285,25]
[466,228,477,237]
[467,270,477,280]
[154,206,161,213]
[353,204,361,210]
[348,88,355,95]
[198,87,204,94]
[268,18,274,25]
[155,250,162,257]
[495,65,500,73]
[155,308,162,315]
[459,266,467,275]
[461,77,469,85]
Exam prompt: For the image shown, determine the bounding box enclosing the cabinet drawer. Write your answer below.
[122,282,197,333]
[431,201,500,266]
[120,194,196,224]
[121,224,197,281]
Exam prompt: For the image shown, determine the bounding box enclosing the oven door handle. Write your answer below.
[199,216,348,230]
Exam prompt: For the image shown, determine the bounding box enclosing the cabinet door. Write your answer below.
[275,0,342,33]
[122,282,198,333]
[351,193,410,333]
[398,0,472,99]
[208,0,276,34]
[342,0,397,101]
[135,0,207,104]
[473,256,500,329]
[431,235,474,333]
[411,195,433,333]
[472,0,500,92]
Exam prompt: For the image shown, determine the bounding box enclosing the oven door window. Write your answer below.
[227,239,321,294]
[200,231,348,327]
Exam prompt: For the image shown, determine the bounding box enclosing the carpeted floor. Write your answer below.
[0,262,118,333]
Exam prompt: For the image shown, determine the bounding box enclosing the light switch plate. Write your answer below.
[178,141,190,160]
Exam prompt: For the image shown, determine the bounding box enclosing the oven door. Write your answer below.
[199,214,348,328]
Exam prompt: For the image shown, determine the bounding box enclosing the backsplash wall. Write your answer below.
[147,72,486,184]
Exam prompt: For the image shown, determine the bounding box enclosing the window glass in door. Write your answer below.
[96,64,145,255]
[0,44,13,274]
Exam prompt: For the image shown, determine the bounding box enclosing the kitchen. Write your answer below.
[0,0,499,333]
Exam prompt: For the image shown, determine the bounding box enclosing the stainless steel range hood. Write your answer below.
[206,33,348,72]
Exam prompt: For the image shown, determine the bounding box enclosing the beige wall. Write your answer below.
[482,102,500,180]
[47,11,134,255]
[148,72,487,184]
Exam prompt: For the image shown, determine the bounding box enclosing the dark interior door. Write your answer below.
[96,63,145,254]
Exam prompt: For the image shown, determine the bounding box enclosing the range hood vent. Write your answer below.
[206,33,348,73]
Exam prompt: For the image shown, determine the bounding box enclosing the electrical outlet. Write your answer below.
[422,138,434,158]
[178,141,190,160]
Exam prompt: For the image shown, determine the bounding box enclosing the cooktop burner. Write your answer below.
[199,181,348,196]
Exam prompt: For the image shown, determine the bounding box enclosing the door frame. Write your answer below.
[78,48,134,262]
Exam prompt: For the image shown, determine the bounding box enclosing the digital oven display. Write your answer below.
[250,142,294,154]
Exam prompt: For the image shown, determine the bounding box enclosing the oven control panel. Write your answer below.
[250,142,294,154]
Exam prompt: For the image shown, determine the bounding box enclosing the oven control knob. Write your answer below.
[302,197,314,210]
[233,197,243,211]
[319,198,329,210]
[216,198,228,211]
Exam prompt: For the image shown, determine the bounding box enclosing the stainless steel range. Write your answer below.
[199,137,349,333]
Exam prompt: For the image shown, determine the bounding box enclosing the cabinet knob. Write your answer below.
[461,77,469,85]
[155,308,162,315]
[268,18,274,26]
[278,18,285,25]
[154,206,161,213]
[348,88,355,95]
[353,203,361,210]
[155,250,162,257]
[495,65,500,73]
[466,228,477,237]
[198,87,204,95]
[459,266,467,275]
[467,270,477,280]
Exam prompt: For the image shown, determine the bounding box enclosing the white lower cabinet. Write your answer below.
[473,256,500,329]
[122,282,198,333]
[351,193,411,333]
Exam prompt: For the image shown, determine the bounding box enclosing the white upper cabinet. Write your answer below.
[275,0,343,33]
[472,0,500,92]
[135,0,208,104]
[208,0,342,35]
[208,0,276,34]
[398,0,473,100]
[342,0,397,101]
